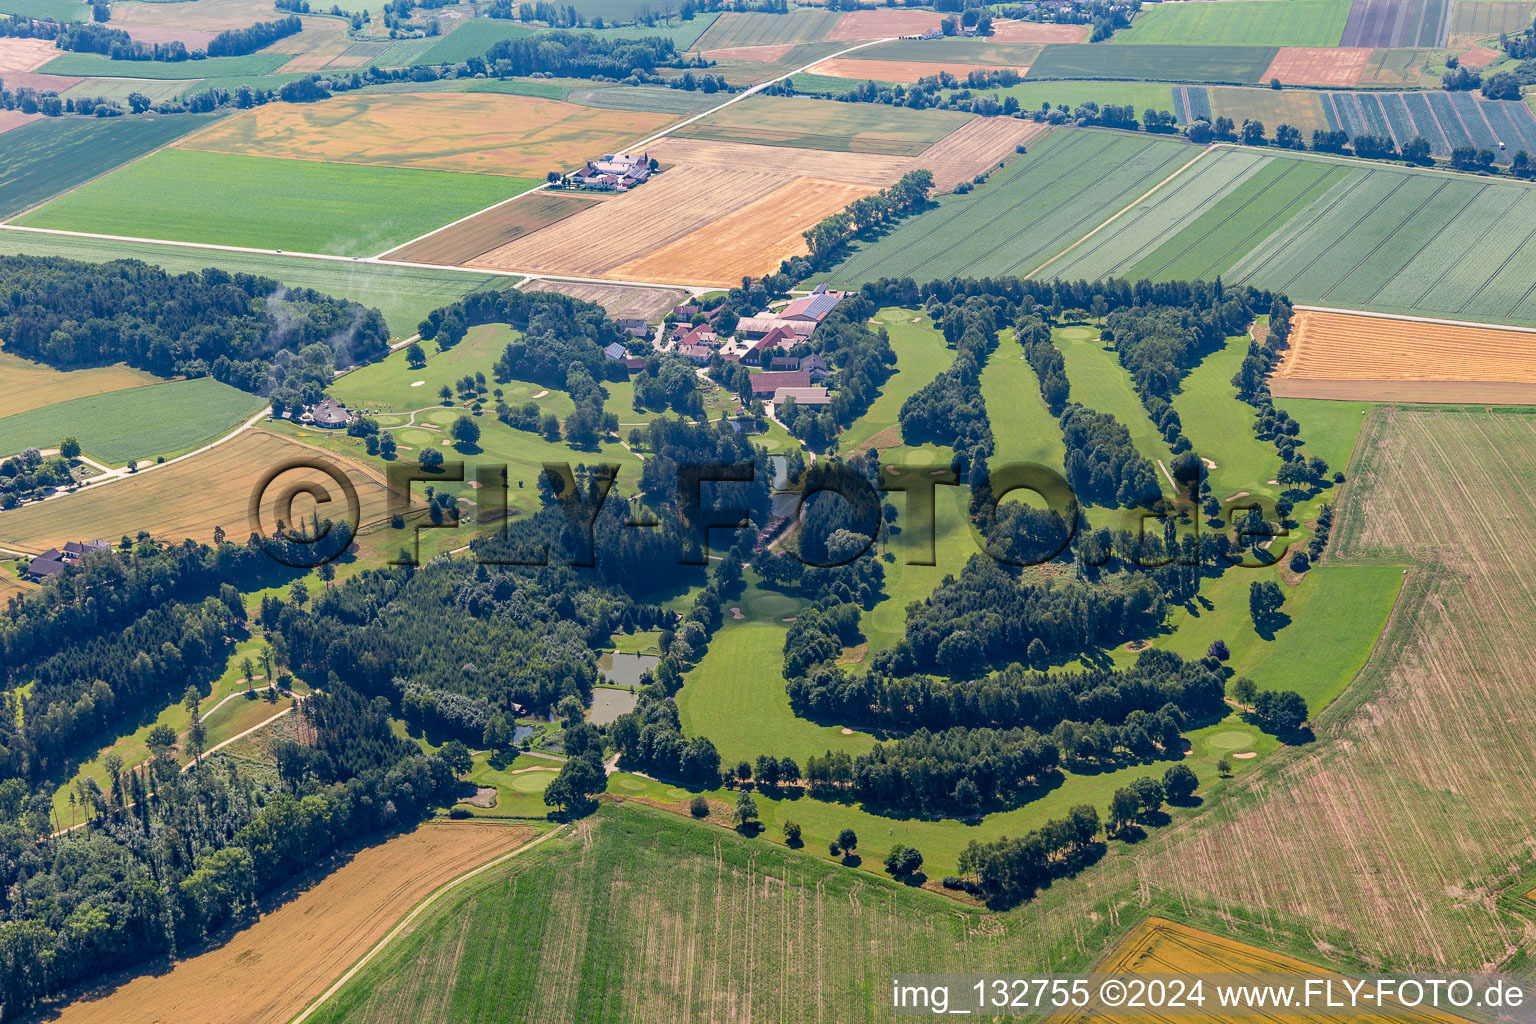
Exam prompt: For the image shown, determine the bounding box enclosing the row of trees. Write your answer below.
[51,16,301,61]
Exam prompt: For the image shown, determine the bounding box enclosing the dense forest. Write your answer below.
[0,256,389,399]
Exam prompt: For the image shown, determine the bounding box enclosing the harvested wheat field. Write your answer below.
[115,0,280,36]
[0,349,156,417]
[44,822,538,1024]
[1128,407,1536,969]
[989,18,1091,42]
[0,429,402,553]
[912,115,1046,190]
[811,57,1031,83]
[177,93,673,178]
[1263,46,1373,87]
[384,191,605,265]
[1058,918,1463,1024]
[645,136,904,186]
[1458,46,1500,67]
[523,280,687,319]
[699,43,796,61]
[0,37,60,76]
[827,9,944,38]
[612,178,877,285]
[1271,310,1536,403]
[470,164,798,278]
[274,18,362,74]
[0,107,41,137]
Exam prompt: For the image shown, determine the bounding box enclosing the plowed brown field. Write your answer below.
[827,9,944,38]
[523,280,687,319]
[1263,46,1373,86]
[699,43,796,61]
[0,429,402,553]
[913,115,1046,190]
[611,178,877,285]
[1272,310,1536,403]
[45,823,538,1024]
[989,19,1091,42]
[384,191,606,265]
[645,136,904,185]
[177,93,673,178]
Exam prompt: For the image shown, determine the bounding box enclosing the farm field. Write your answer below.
[39,51,291,78]
[610,177,875,285]
[1271,309,1536,403]
[1339,0,1451,46]
[177,93,673,178]
[1027,43,1279,84]
[843,37,1046,66]
[563,83,718,113]
[820,129,1197,286]
[810,58,1033,83]
[689,9,843,49]
[384,191,605,266]
[1320,90,1536,162]
[674,94,972,155]
[0,0,84,19]
[1356,45,1441,87]
[522,280,687,320]
[0,377,264,466]
[1449,0,1535,46]
[1262,45,1374,86]
[1115,0,1351,47]
[983,80,1175,117]
[0,429,400,552]
[0,113,222,220]
[0,348,156,418]
[990,18,1091,42]
[0,229,505,335]
[45,822,539,1024]
[113,0,289,34]
[0,109,40,136]
[1205,86,1333,136]
[61,77,196,105]
[408,19,536,64]
[1058,918,1454,1023]
[1132,407,1536,968]
[15,150,532,257]
[1224,160,1536,326]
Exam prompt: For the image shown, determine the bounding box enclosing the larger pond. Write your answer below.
[598,652,659,688]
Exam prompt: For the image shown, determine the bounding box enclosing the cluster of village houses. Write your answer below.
[605,286,845,412]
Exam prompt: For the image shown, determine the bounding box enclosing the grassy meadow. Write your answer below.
[15,150,532,257]
[1114,0,1349,46]
[39,51,292,78]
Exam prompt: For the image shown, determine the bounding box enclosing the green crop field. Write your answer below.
[1123,156,1347,282]
[586,11,719,47]
[0,376,264,466]
[0,0,84,19]
[0,113,222,220]
[39,52,292,78]
[1114,0,1349,46]
[15,150,533,257]
[845,37,1045,66]
[1207,87,1333,139]
[979,79,1177,116]
[690,8,842,49]
[1041,147,1277,281]
[564,83,718,113]
[820,129,1195,287]
[409,20,536,65]
[1028,43,1279,84]
[1224,159,1536,326]
[61,77,197,105]
[674,94,971,155]
[0,229,506,336]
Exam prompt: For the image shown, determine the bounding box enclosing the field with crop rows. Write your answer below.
[1131,407,1536,969]
[1321,90,1536,162]
[0,377,264,465]
[690,9,843,48]
[178,92,672,177]
[1262,45,1375,86]
[674,94,972,155]
[0,348,155,418]
[1115,0,1350,46]
[44,823,538,1024]
[385,191,605,265]
[1225,161,1536,325]
[1205,86,1332,136]
[16,150,530,256]
[844,37,1045,66]
[39,51,291,78]
[408,19,535,64]
[521,280,686,320]
[0,229,506,335]
[0,429,400,551]
[1027,43,1279,84]
[1339,0,1450,46]
[0,113,221,219]
[1449,0,1535,46]
[820,129,1196,286]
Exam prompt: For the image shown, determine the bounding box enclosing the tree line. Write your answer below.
[49,16,301,61]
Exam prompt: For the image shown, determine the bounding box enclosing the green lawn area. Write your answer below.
[1172,332,1282,504]
[675,585,879,767]
[838,307,952,450]
[1055,324,1175,499]
[0,376,264,466]
[0,0,84,20]
[448,751,559,820]
[409,19,536,64]
[330,323,543,414]
[16,150,532,257]
[982,329,1067,471]
[981,80,1179,116]
[1114,0,1349,46]
[1027,43,1279,84]
[1277,397,1374,484]
[40,52,293,78]
[0,229,507,337]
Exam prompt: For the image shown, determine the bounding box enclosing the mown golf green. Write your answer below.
[16,150,532,257]
[0,376,265,465]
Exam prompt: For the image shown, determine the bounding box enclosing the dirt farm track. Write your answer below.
[40,823,537,1024]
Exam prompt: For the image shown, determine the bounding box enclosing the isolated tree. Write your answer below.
[183,686,206,765]
[1108,786,1141,835]
[733,790,758,832]
[1206,638,1229,661]
[438,384,452,403]
[1216,757,1232,777]
[405,342,426,368]
[837,827,858,854]
[59,436,81,459]
[379,432,397,458]
[1129,775,1164,815]
[777,756,799,786]
[690,794,710,817]
[1163,763,1198,804]
[1254,690,1308,731]
[1248,580,1284,628]
[1230,676,1258,707]
[754,754,780,789]
[782,820,802,845]
[418,446,445,470]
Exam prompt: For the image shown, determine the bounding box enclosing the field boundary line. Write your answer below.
[1025,144,1213,279]
[287,823,569,1024]
[1294,305,1536,334]
[371,36,894,261]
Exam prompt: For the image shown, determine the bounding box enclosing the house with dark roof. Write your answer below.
[799,353,831,381]
[616,317,650,338]
[604,342,629,361]
[749,370,810,398]
[24,539,108,579]
[678,344,713,365]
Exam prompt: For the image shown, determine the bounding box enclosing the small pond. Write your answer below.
[598,652,659,688]
[589,688,639,726]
